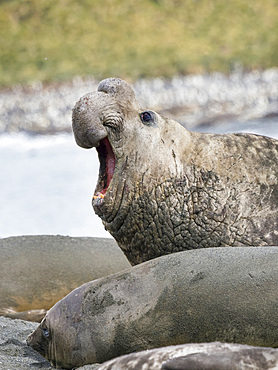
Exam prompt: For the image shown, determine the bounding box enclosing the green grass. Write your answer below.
[0,0,278,87]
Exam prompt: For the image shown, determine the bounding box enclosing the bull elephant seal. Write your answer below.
[0,235,130,322]
[27,247,278,368]
[72,78,278,265]
[89,342,278,370]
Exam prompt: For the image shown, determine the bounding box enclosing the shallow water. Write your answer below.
[0,133,108,238]
[1,119,277,239]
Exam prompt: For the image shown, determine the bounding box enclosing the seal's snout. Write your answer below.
[26,333,32,346]
[26,318,51,360]
[72,92,108,149]
[26,328,40,351]
[26,329,39,348]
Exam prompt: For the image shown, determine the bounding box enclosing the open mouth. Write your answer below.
[93,137,116,201]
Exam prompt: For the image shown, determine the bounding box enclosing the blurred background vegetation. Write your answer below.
[0,0,278,87]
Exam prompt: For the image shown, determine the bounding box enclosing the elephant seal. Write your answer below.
[87,342,278,370]
[72,78,278,265]
[27,247,278,368]
[0,235,130,322]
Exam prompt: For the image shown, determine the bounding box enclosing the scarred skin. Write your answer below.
[72,78,278,265]
[88,342,278,370]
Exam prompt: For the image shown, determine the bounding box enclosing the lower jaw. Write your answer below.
[93,192,105,202]
[92,186,110,215]
[92,177,113,207]
[93,178,128,226]
[92,195,105,208]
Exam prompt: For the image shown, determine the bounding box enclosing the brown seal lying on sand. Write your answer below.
[72,78,278,265]
[0,235,130,322]
[27,247,278,368]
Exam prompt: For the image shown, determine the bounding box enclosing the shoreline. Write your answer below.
[1,70,278,135]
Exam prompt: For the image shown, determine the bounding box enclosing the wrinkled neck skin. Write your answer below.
[106,130,277,265]
[72,78,278,266]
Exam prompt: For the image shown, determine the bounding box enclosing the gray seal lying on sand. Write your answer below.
[88,342,278,370]
[0,235,130,322]
[27,247,278,368]
[72,78,278,265]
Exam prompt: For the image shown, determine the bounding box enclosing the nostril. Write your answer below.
[74,127,108,149]
[26,334,32,346]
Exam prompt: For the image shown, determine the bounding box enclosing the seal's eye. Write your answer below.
[141,112,152,122]
[140,111,156,125]
[42,328,50,338]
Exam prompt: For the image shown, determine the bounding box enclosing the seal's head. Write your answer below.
[72,78,190,263]
[27,316,53,364]
[27,286,90,369]
[72,77,189,213]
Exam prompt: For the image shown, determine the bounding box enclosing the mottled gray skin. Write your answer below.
[0,235,130,321]
[89,342,278,370]
[27,247,278,368]
[72,78,278,265]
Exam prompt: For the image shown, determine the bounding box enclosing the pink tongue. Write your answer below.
[101,138,115,195]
